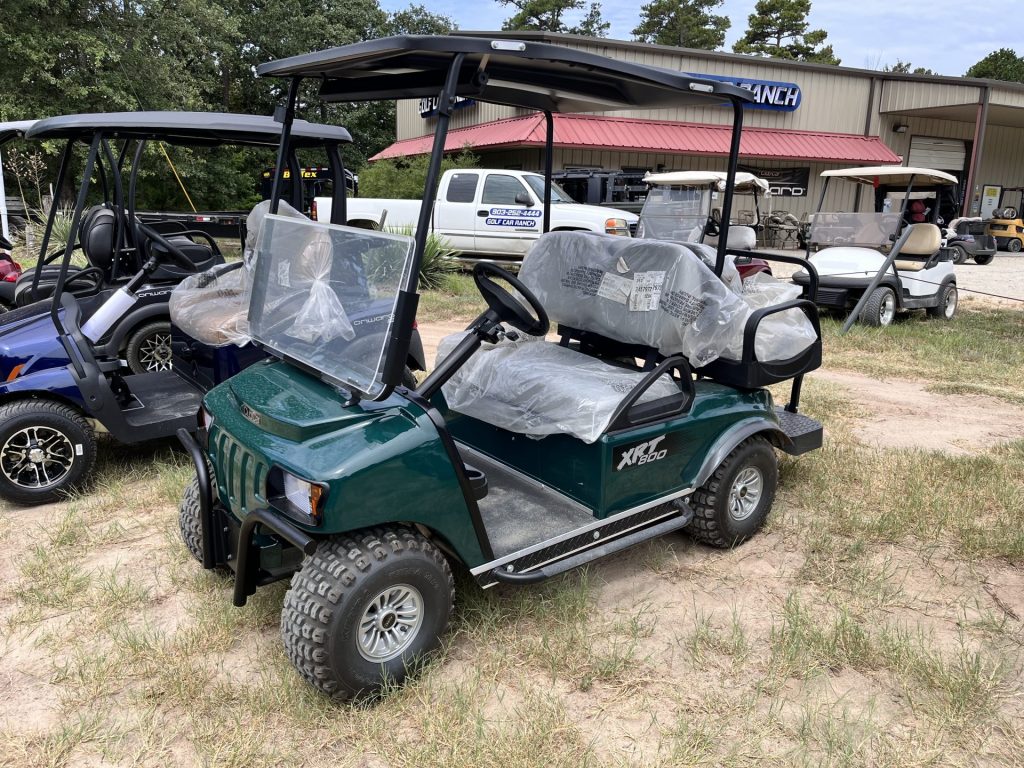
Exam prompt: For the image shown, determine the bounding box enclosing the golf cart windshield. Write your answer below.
[808,212,902,247]
[247,215,414,399]
[637,186,709,241]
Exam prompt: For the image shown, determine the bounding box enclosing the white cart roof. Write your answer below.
[643,170,770,194]
[820,166,958,185]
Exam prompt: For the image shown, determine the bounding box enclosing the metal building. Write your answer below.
[378,31,1024,220]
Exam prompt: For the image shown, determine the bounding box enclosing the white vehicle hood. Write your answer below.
[550,203,638,223]
[807,246,888,278]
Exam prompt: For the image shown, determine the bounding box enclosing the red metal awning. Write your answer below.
[371,113,901,165]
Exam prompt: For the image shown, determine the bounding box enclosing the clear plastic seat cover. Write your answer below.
[441,232,816,442]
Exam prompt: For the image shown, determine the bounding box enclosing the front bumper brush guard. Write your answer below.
[177,428,318,606]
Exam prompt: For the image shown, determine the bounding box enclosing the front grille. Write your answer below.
[815,287,848,308]
[212,428,268,515]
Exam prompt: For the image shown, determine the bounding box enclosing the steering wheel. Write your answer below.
[472,262,549,337]
[135,221,202,273]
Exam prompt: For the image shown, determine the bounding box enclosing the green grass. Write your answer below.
[417,271,487,321]
[820,307,1024,399]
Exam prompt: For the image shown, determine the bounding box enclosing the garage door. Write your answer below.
[907,136,966,173]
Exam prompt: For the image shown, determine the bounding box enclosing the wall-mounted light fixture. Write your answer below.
[893,124,909,134]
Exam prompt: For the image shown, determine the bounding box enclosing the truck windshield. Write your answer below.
[523,175,574,203]
[247,215,414,398]
[808,212,903,248]
[636,186,709,241]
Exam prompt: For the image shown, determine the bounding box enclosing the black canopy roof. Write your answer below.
[257,35,752,112]
[0,120,36,145]
[25,112,351,147]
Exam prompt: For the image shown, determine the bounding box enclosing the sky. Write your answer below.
[378,0,1020,78]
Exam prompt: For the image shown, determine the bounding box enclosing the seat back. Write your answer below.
[900,222,941,256]
[79,206,117,272]
[519,232,749,366]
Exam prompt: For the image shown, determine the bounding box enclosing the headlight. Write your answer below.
[268,467,327,525]
[605,218,631,236]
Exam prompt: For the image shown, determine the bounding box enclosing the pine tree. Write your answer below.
[499,0,608,36]
[732,0,839,64]
[632,0,730,50]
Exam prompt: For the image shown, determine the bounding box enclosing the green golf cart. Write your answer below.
[177,35,825,700]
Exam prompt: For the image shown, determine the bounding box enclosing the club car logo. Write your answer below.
[240,402,261,426]
[616,436,668,470]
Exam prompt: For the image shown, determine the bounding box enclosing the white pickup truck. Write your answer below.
[314,169,638,260]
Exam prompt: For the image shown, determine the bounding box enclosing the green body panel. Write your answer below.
[441,381,777,518]
[202,359,781,572]
[202,360,487,567]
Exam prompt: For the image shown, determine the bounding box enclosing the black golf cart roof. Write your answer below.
[25,112,351,147]
[257,35,753,112]
[0,120,36,145]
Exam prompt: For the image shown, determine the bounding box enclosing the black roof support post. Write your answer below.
[128,140,147,267]
[327,142,347,225]
[716,97,744,277]
[101,137,125,281]
[270,77,302,215]
[807,177,830,259]
[29,141,73,303]
[543,110,554,233]
[50,132,102,336]
[409,52,466,291]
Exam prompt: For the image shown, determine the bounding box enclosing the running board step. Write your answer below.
[478,501,693,587]
[775,406,823,455]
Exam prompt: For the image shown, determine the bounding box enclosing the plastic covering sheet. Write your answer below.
[521,232,815,366]
[438,333,681,443]
[729,272,819,362]
[170,200,308,347]
[521,232,749,367]
[169,263,251,347]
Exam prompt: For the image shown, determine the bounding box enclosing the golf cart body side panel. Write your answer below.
[202,363,488,567]
[442,382,776,516]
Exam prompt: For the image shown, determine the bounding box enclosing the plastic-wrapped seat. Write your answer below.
[440,232,820,442]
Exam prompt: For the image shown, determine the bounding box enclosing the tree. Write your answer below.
[732,0,839,65]
[632,0,730,50]
[499,0,609,36]
[965,48,1024,83]
[883,60,936,76]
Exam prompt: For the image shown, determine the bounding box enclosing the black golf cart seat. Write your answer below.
[891,223,943,272]
[440,231,821,442]
[12,204,220,307]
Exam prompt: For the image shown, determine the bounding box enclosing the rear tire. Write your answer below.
[860,286,896,327]
[973,254,994,265]
[401,366,418,389]
[0,400,96,505]
[926,283,957,320]
[126,321,173,374]
[281,526,454,700]
[1008,239,1022,253]
[687,437,778,548]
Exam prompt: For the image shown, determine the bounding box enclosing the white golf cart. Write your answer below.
[637,170,771,251]
[793,166,959,329]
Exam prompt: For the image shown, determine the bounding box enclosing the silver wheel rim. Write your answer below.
[357,584,424,662]
[879,292,895,325]
[944,287,957,318]
[1,426,75,490]
[728,466,763,521]
[139,331,173,371]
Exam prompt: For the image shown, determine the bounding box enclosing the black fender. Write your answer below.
[93,301,171,359]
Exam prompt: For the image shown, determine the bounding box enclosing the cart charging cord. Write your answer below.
[806,271,1024,305]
